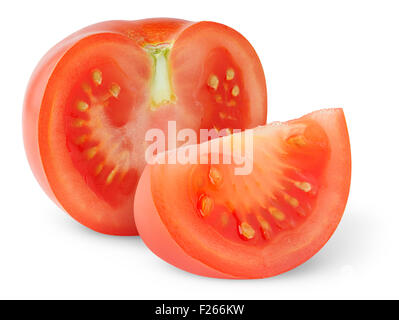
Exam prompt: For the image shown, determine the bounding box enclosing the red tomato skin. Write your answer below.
[134,109,351,278]
[135,166,235,278]
[23,19,193,234]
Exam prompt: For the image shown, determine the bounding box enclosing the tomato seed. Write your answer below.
[207,74,219,90]
[231,85,240,97]
[92,69,102,86]
[209,167,223,187]
[76,101,89,112]
[294,181,312,192]
[73,119,85,127]
[239,222,255,239]
[226,68,235,81]
[109,83,121,98]
[95,163,104,176]
[269,207,285,221]
[198,194,214,217]
[286,135,306,146]
[284,194,299,208]
[106,167,118,185]
[227,100,236,107]
[75,135,88,145]
[86,146,98,159]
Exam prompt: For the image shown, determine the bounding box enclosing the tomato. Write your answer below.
[134,109,351,278]
[23,19,267,235]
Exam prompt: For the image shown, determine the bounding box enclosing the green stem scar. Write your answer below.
[145,43,176,110]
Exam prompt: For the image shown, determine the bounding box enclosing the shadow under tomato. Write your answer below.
[148,204,373,281]
[45,204,142,245]
[275,206,372,280]
[46,201,372,280]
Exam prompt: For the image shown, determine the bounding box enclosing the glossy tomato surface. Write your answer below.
[23,19,267,235]
[134,109,351,278]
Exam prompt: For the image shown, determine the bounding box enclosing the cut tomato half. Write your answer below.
[23,19,267,235]
[134,109,351,278]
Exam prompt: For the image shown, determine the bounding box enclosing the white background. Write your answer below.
[0,0,398,299]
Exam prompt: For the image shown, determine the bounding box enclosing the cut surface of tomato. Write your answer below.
[23,19,267,235]
[134,109,351,278]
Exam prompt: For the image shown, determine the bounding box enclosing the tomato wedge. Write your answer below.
[134,109,351,278]
[23,19,267,235]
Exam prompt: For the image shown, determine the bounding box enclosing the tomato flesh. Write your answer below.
[65,62,141,206]
[134,109,351,278]
[23,19,267,235]
[188,118,330,246]
[198,47,248,130]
